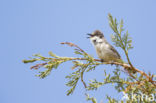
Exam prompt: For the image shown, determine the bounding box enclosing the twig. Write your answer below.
[30,56,156,85]
[81,69,87,88]
[60,42,156,86]
[29,42,155,86]
[61,42,87,54]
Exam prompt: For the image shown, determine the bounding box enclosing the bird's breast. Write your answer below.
[95,43,110,59]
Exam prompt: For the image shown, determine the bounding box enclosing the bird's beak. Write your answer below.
[87,33,92,38]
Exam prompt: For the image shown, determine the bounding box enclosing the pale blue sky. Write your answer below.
[0,0,156,103]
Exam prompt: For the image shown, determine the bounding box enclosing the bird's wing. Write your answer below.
[109,45,121,59]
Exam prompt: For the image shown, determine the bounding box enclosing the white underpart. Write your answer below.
[90,36,119,61]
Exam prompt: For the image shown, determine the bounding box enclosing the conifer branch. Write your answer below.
[23,14,156,102]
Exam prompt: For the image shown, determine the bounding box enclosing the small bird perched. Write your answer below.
[87,30,121,62]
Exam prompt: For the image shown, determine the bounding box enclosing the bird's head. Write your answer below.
[87,30,104,44]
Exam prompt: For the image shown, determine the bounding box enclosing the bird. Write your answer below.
[87,30,121,62]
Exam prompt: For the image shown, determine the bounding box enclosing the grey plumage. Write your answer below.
[88,30,121,62]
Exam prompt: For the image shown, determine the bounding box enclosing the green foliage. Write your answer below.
[106,95,119,103]
[86,94,97,103]
[23,14,156,103]
[65,69,80,95]
[65,49,100,95]
[23,52,73,78]
[108,14,133,51]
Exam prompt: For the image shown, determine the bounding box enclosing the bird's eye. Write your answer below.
[93,40,96,43]
[100,36,103,38]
